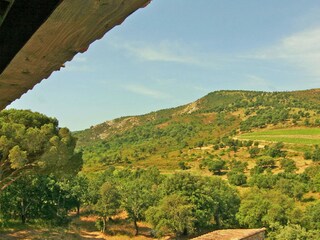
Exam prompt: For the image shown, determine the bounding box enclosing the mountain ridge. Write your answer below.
[75,88,320,137]
[74,88,320,171]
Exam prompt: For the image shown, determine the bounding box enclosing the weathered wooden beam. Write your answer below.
[0,0,60,73]
[0,0,151,110]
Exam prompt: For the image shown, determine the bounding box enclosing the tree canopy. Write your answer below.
[0,109,82,190]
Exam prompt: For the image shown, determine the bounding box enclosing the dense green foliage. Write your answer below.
[0,109,84,227]
[0,174,87,226]
[2,90,320,238]
[81,167,240,237]
[237,188,294,229]
[71,89,320,238]
[146,194,195,236]
[0,109,82,191]
[75,90,320,169]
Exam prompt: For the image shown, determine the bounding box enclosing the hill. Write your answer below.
[74,89,320,173]
[2,90,320,239]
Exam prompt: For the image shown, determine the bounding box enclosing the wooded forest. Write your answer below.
[1,90,320,239]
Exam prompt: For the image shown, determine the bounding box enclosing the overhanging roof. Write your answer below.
[192,228,266,240]
[0,0,150,110]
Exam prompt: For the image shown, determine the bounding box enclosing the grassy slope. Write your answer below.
[5,90,320,239]
[239,128,320,145]
[0,214,157,240]
[74,89,320,173]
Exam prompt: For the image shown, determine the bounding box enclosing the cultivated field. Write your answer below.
[238,128,320,145]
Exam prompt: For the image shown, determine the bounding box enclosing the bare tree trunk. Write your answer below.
[134,219,139,236]
[102,216,107,233]
[214,213,221,228]
[20,200,27,224]
[76,203,80,216]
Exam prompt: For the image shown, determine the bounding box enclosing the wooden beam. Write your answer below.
[0,0,151,110]
[0,0,60,73]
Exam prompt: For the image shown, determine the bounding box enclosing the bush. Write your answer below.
[304,151,312,160]
[280,158,297,173]
[227,171,247,186]
[312,145,320,162]
[270,224,320,240]
[267,142,286,158]
[207,159,226,175]
[256,157,276,170]
[179,161,191,170]
[249,147,260,158]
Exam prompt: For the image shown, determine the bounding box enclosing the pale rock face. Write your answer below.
[98,117,139,139]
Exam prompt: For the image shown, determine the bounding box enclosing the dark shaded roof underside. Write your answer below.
[0,0,60,73]
[0,0,150,110]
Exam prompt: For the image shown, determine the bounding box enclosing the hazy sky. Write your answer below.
[8,0,320,130]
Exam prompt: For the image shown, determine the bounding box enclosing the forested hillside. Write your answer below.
[1,90,320,239]
[71,89,320,239]
[75,89,320,171]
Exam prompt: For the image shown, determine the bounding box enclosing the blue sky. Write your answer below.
[8,0,320,130]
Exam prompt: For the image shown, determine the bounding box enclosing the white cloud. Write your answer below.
[110,39,223,68]
[245,75,276,91]
[73,56,87,63]
[63,64,93,72]
[63,56,93,72]
[125,41,196,64]
[122,84,169,99]
[246,75,268,84]
[248,27,320,77]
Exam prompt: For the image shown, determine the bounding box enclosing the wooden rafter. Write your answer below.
[0,0,151,110]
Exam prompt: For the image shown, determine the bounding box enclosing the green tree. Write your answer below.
[95,182,121,233]
[310,173,320,192]
[227,171,247,186]
[267,142,286,158]
[161,173,240,230]
[196,140,204,149]
[178,161,190,170]
[256,157,276,170]
[304,165,320,192]
[0,174,81,225]
[249,147,260,158]
[146,194,195,237]
[270,224,320,240]
[303,202,320,230]
[304,150,312,160]
[248,172,278,189]
[55,175,90,216]
[0,109,82,191]
[312,145,320,162]
[119,168,162,235]
[208,159,226,175]
[280,158,297,173]
[304,165,320,179]
[228,159,248,172]
[236,188,294,229]
[274,178,307,200]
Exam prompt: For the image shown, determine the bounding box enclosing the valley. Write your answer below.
[1,89,320,239]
